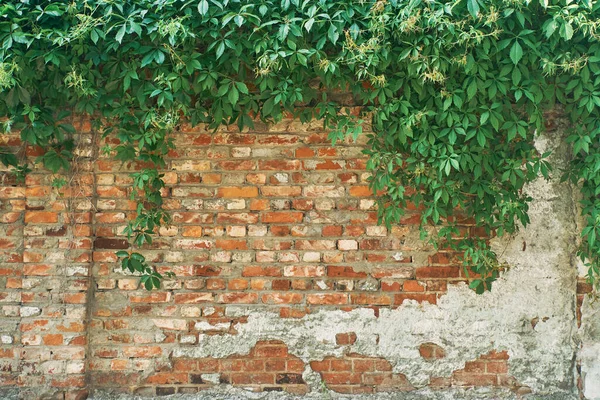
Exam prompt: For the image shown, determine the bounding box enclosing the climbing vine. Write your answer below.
[1,0,600,292]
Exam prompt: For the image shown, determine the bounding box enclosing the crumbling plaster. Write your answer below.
[92,128,599,399]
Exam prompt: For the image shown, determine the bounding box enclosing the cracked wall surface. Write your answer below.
[0,114,597,399]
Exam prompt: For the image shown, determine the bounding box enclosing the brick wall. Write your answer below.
[0,116,585,398]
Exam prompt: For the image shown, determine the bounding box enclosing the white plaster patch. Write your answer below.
[170,132,579,398]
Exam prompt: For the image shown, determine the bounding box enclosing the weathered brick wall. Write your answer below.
[0,116,597,399]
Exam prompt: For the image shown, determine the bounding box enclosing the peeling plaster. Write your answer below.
[92,129,585,399]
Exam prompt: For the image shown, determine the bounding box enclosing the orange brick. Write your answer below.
[42,334,63,346]
[217,186,259,198]
[403,280,425,292]
[348,186,372,197]
[262,212,304,223]
[24,211,59,224]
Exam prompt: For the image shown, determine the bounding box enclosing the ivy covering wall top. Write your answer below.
[1,0,600,293]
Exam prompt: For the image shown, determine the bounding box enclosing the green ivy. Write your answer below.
[1,0,599,293]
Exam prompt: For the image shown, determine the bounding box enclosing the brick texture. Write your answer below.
[429,350,529,393]
[0,118,510,396]
[134,340,308,396]
[0,126,93,399]
[310,353,414,394]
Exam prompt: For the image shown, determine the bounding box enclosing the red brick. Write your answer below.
[24,211,59,224]
[216,213,259,224]
[486,361,508,374]
[262,212,303,223]
[415,266,460,279]
[307,293,348,305]
[327,266,367,278]
[313,160,344,170]
[335,333,357,346]
[216,160,256,170]
[63,293,86,304]
[258,160,301,170]
[261,186,302,197]
[242,266,282,277]
[206,278,226,289]
[217,292,258,304]
[322,225,343,236]
[261,293,303,304]
[23,264,52,276]
[42,334,63,346]
[216,239,247,250]
[403,280,425,292]
[295,147,315,158]
[130,293,171,303]
[480,350,509,360]
[228,279,249,290]
[174,293,213,303]
[272,279,291,290]
[350,294,391,305]
[123,346,162,358]
[381,281,402,291]
[419,343,446,359]
[146,372,188,384]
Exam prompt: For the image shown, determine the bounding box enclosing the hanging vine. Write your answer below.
[1,0,599,292]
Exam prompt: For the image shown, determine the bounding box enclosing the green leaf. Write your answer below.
[130,258,143,272]
[510,41,523,65]
[467,0,480,18]
[198,0,209,15]
[216,42,225,59]
[228,87,239,105]
[560,22,574,40]
[545,20,557,38]
[116,24,126,44]
[17,87,30,105]
[467,80,477,100]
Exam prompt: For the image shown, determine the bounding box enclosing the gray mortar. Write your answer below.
[91,128,587,399]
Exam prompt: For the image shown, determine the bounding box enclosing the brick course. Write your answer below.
[0,119,535,397]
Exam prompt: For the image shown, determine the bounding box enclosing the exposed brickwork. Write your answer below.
[419,342,446,360]
[115,340,309,396]
[0,126,93,399]
[310,353,414,394]
[336,332,357,346]
[430,350,529,393]
[0,119,497,396]
[576,278,592,328]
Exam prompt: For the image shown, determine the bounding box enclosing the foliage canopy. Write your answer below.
[2,0,600,292]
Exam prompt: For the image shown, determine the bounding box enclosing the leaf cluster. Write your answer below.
[2,0,600,292]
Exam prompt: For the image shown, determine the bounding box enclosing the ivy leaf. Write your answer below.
[5,89,17,108]
[560,22,574,40]
[116,24,126,44]
[17,87,30,105]
[467,0,480,19]
[328,24,339,44]
[510,41,523,65]
[0,152,17,168]
[467,80,477,100]
[545,20,557,38]
[198,0,209,15]
[130,258,143,272]
[305,18,315,32]
[216,42,225,59]
[228,86,239,105]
